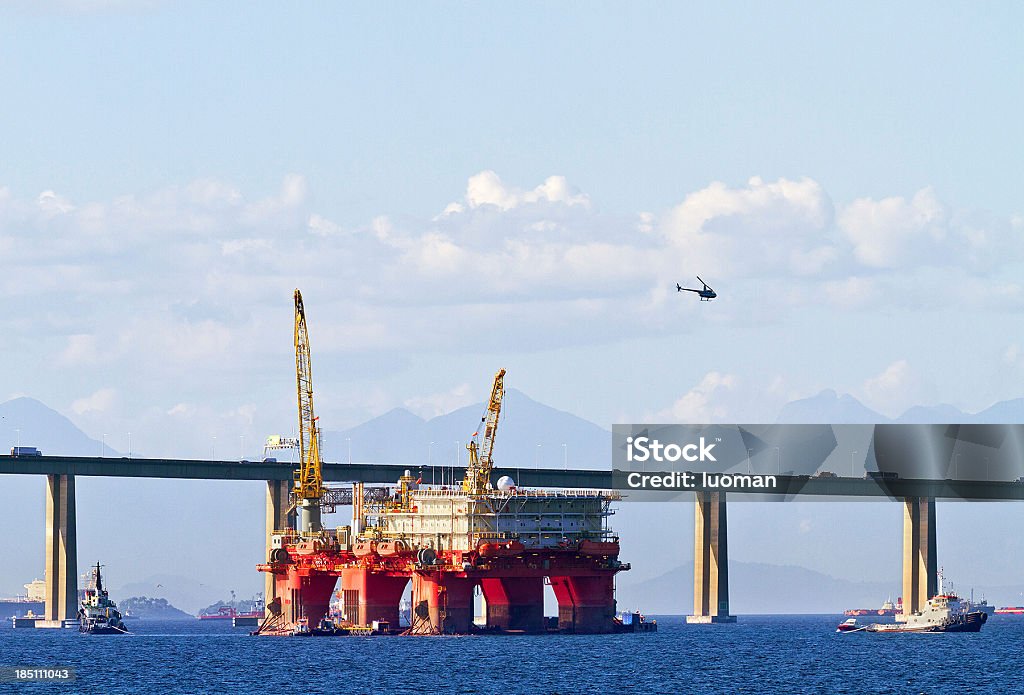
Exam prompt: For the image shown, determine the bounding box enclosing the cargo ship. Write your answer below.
[995,606,1024,615]
[0,579,46,620]
[844,596,901,617]
[198,607,264,620]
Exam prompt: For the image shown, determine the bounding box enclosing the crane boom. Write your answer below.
[293,289,323,532]
[463,368,506,495]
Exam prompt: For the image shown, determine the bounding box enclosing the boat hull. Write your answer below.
[80,623,128,635]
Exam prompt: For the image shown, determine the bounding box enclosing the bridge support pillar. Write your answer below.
[902,496,937,617]
[264,480,291,613]
[43,474,78,626]
[687,490,735,624]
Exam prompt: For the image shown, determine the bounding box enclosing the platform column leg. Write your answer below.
[341,567,407,627]
[687,490,735,624]
[549,576,575,631]
[480,577,545,632]
[564,575,616,634]
[411,572,474,634]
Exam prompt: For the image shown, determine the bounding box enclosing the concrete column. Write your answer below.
[264,480,290,611]
[44,474,78,624]
[687,490,735,624]
[902,496,937,616]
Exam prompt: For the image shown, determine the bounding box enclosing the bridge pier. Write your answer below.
[43,474,78,626]
[687,490,735,623]
[901,496,937,617]
[264,480,291,612]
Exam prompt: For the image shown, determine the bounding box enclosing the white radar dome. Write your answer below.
[496,476,516,491]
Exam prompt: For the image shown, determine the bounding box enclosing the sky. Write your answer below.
[1,2,1023,460]
[2,2,1024,601]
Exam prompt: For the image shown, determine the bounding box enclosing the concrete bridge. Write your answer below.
[4,454,1021,625]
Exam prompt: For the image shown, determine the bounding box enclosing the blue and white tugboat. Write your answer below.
[78,563,128,634]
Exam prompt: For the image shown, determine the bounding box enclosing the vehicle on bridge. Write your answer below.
[10,446,41,457]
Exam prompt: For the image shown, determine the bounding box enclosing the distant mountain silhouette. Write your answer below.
[776,390,886,424]
[777,390,1024,425]
[894,404,967,423]
[971,398,1024,423]
[321,388,611,475]
[0,397,118,456]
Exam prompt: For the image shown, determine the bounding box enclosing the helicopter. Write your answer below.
[676,276,717,301]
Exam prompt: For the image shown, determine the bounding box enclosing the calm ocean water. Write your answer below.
[2,615,1022,694]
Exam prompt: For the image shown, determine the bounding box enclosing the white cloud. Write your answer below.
[166,403,193,417]
[453,170,590,212]
[656,372,739,422]
[661,176,837,279]
[308,213,344,237]
[1004,344,1021,366]
[860,360,935,417]
[71,388,116,415]
[3,170,1023,404]
[839,188,949,268]
[58,334,100,366]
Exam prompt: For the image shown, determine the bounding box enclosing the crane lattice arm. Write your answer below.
[294,289,323,504]
[463,368,506,495]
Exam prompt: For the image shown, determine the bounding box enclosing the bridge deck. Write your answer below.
[3,455,1024,499]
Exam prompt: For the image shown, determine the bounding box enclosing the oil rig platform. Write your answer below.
[255,291,629,635]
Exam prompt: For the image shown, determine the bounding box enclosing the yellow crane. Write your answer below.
[293,289,323,533]
[463,368,506,495]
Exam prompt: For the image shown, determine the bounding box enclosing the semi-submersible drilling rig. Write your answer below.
[256,291,629,635]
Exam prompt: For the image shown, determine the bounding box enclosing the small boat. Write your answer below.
[290,617,312,636]
[311,618,349,636]
[836,618,864,632]
[78,563,128,635]
[614,611,657,633]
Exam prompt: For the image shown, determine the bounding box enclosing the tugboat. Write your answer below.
[290,616,312,636]
[837,571,987,634]
[78,563,128,634]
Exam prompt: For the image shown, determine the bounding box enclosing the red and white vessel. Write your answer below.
[844,596,902,617]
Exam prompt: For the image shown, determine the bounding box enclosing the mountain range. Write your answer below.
[320,388,610,472]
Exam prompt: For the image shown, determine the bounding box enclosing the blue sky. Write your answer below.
[3,1,1024,604]
[1,1,1023,454]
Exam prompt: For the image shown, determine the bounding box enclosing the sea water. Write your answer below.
[2,615,1022,693]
